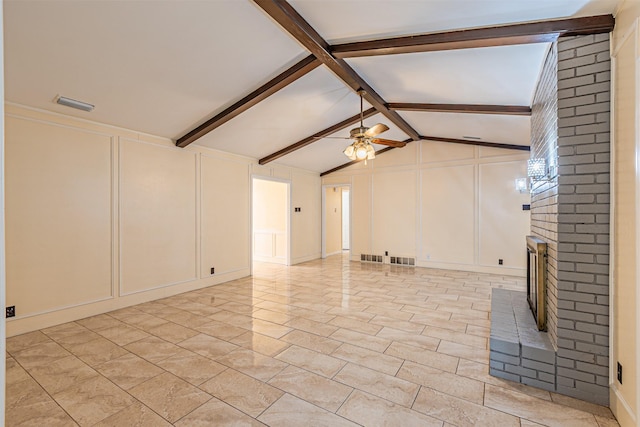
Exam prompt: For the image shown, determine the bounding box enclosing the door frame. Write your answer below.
[251,176,292,268]
[321,183,351,259]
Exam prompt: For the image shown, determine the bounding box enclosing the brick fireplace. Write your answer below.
[490,33,611,406]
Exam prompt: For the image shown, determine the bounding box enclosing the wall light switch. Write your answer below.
[617,362,622,384]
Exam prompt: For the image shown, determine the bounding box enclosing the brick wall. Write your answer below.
[555,34,610,405]
[491,34,610,406]
[530,43,559,348]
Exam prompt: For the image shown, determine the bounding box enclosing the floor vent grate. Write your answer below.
[360,254,383,263]
[390,256,415,266]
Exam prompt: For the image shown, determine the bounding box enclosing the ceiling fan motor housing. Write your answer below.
[350,126,369,138]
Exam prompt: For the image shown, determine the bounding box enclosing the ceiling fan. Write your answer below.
[330,89,407,163]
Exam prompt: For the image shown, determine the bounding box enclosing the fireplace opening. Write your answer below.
[526,236,547,331]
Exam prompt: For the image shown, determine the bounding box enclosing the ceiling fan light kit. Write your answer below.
[343,143,355,158]
[344,139,375,162]
[342,89,405,163]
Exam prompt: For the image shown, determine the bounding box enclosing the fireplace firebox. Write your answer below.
[526,236,547,331]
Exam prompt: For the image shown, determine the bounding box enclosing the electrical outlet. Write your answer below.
[498,259,504,265]
[6,306,15,318]
[617,362,622,384]
[210,267,215,275]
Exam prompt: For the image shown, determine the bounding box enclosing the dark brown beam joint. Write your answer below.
[331,15,614,58]
[176,54,320,148]
[253,0,420,141]
[260,107,377,165]
[560,14,616,36]
[388,103,531,116]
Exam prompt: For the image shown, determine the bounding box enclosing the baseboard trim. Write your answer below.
[291,253,321,265]
[610,385,636,426]
[416,260,526,277]
[6,268,250,337]
[253,255,287,265]
[324,250,342,258]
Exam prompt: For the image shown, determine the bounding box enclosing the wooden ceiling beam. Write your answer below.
[388,102,531,116]
[259,107,377,165]
[331,15,615,58]
[253,0,420,141]
[420,135,530,151]
[176,54,320,148]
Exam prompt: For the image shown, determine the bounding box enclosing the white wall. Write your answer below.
[202,155,251,276]
[610,2,640,425]
[290,171,322,264]
[120,138,197,294]
[322,140,530,275]
[4,103,321,336]
[252,178,288,265]
[0,3,7,421]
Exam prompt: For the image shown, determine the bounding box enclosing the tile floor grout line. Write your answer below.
[7,354,81,426]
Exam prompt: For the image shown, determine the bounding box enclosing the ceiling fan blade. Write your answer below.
[370,138,407,148]
[364,123,389,137]
[311,135,350,140]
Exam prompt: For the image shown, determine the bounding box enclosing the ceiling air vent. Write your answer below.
[54,95,94,112]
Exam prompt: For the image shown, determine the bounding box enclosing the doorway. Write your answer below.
[322,185,350,258]
[341,188,350,250]
[252,178,290,265]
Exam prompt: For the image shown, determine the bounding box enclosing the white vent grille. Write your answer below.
[360,254,383,263]
[390,256,415,266]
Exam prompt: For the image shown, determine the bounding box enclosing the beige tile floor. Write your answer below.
[6,254,619,426]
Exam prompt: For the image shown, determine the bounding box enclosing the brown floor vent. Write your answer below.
[390,256,415,266]
[360,254,383,263]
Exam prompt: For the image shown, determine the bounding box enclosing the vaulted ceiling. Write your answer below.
[4,0,619,175]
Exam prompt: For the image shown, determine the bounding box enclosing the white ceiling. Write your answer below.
[4,0,306,137]
[345,44,551,106]
[403,112,531,146]
[3,0,620,174]
[289,0,619,43]
[195,66,374,159]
